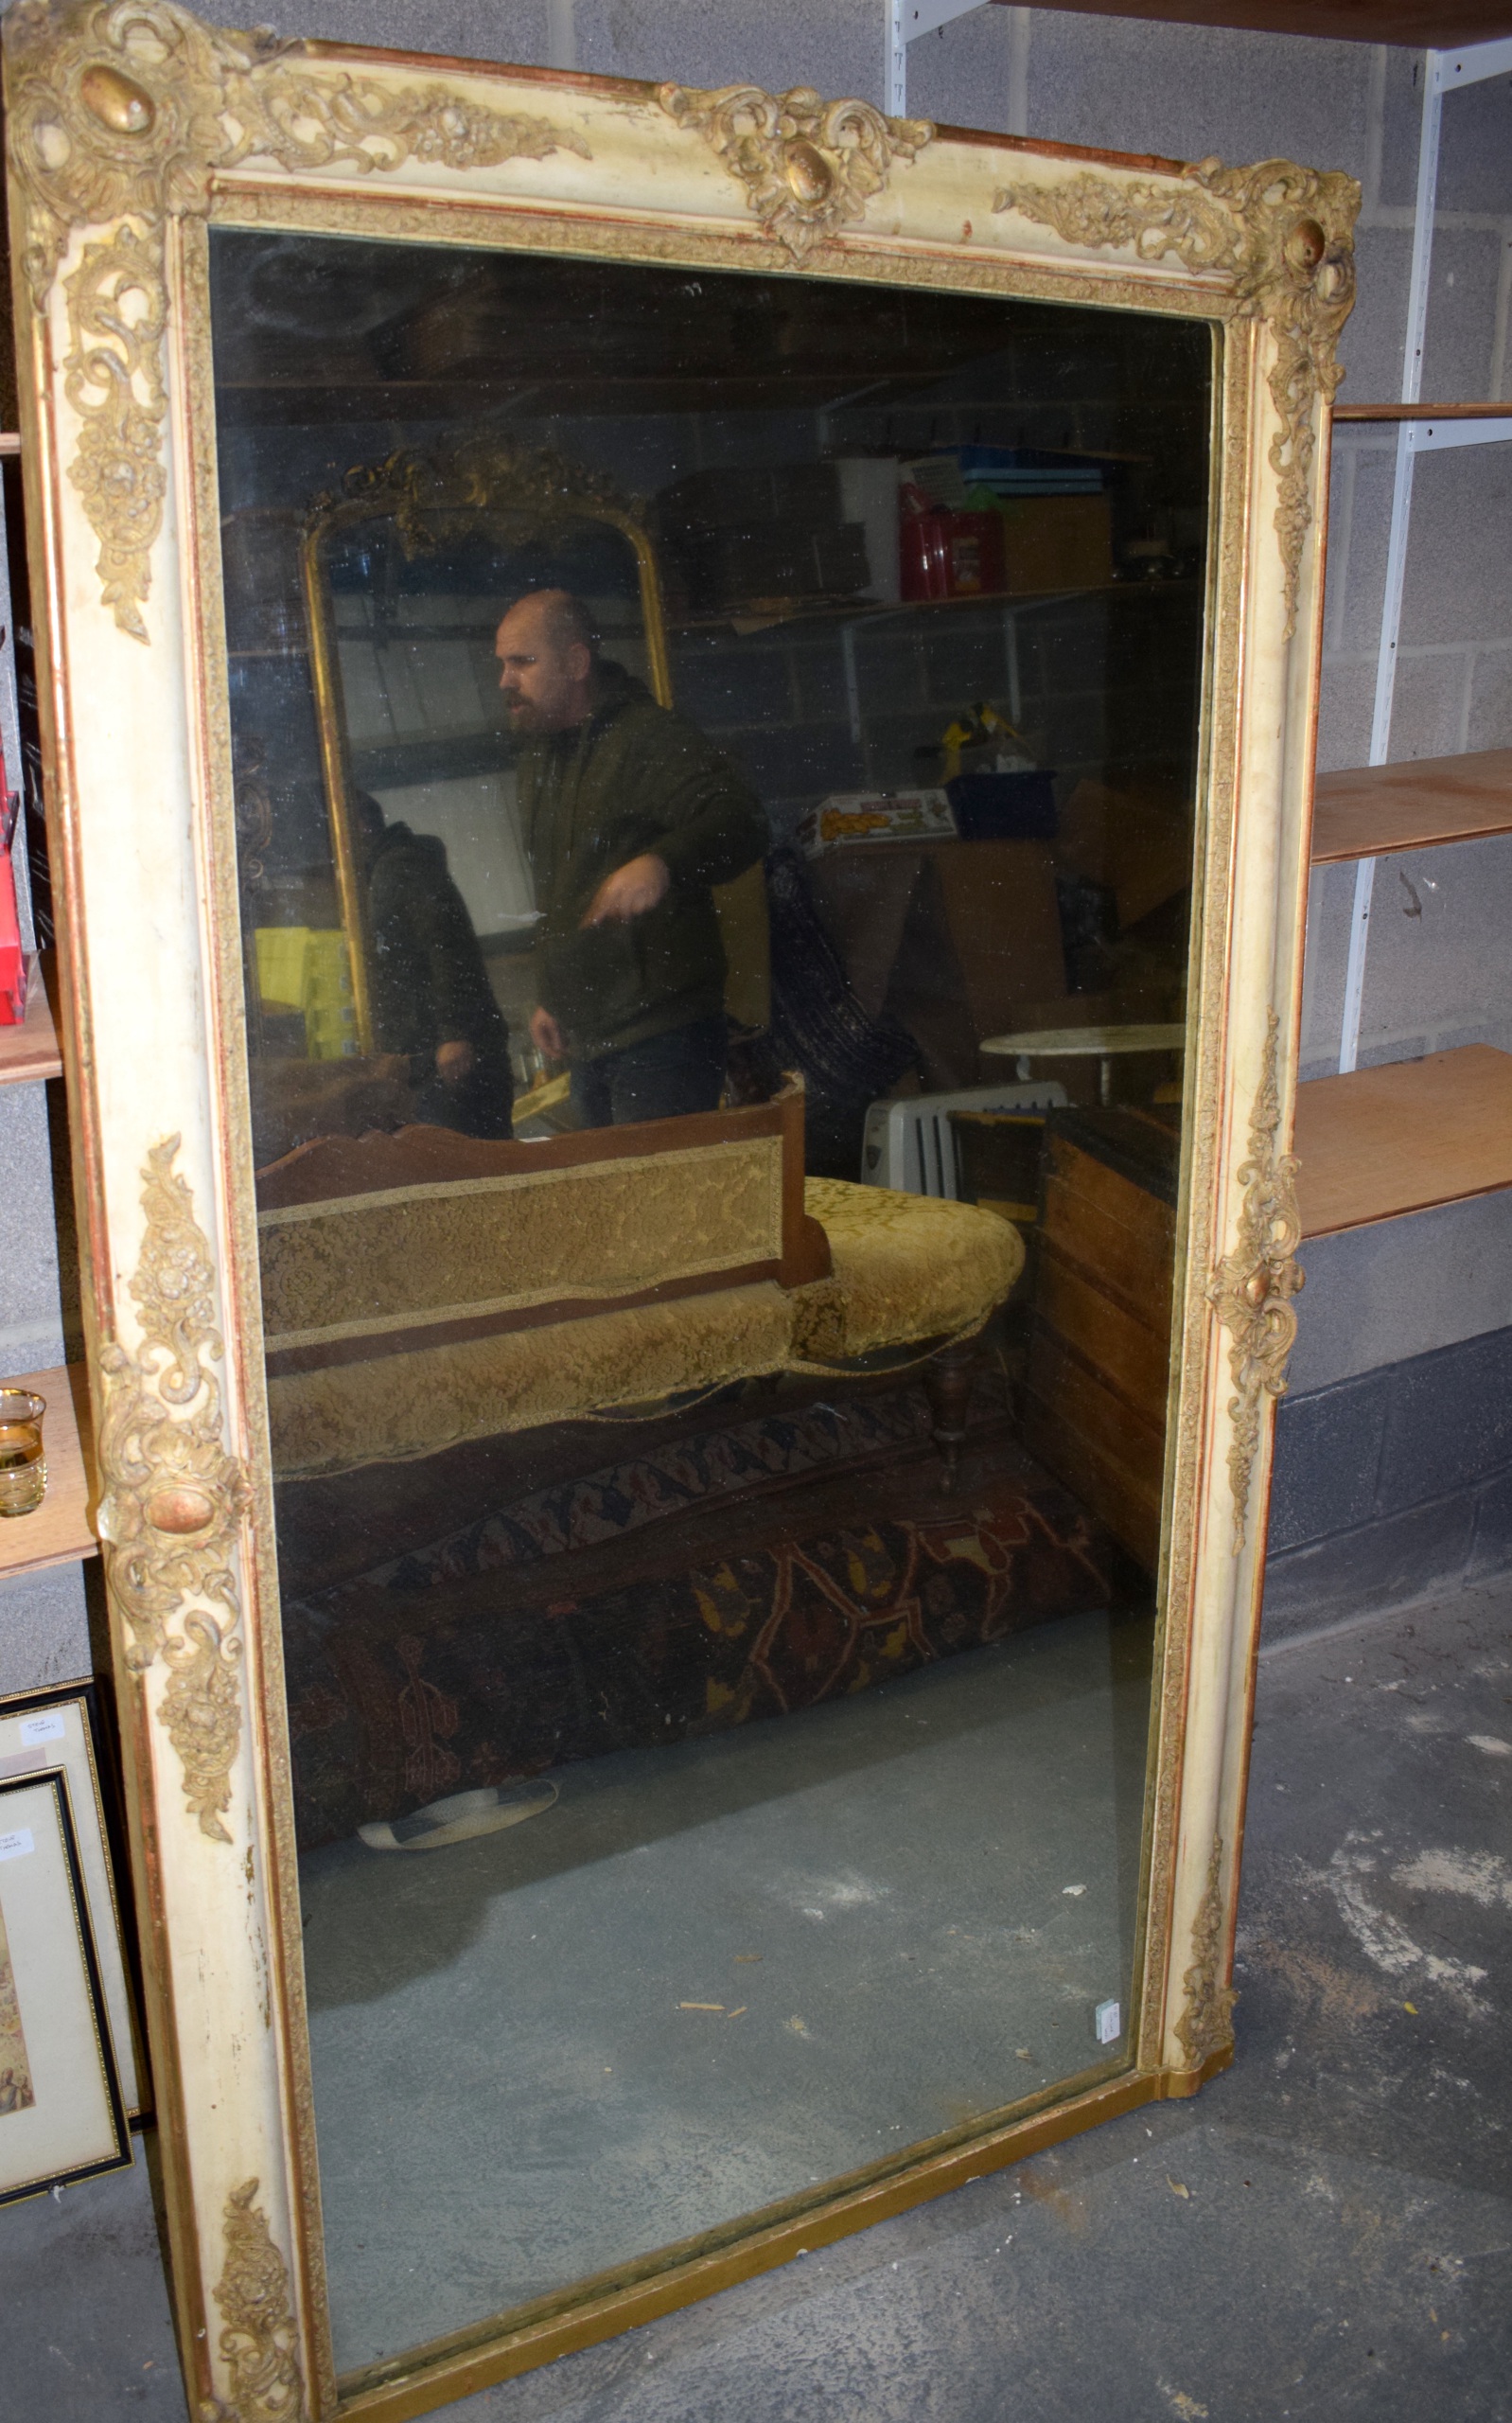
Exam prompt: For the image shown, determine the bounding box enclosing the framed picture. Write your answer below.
[5,4,1348,2413]
[0,1769,131,2203]
[0,1681,149,2118]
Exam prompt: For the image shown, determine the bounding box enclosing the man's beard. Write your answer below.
[507,693,582,736]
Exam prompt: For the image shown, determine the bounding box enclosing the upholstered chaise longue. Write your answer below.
[255,1078,1023,1484]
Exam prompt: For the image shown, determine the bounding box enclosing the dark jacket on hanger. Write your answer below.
[365,819,513,1137]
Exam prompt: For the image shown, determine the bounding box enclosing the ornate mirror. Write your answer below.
[6,8,1349,2414]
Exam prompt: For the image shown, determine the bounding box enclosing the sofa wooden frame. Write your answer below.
[3,3,1351,2413]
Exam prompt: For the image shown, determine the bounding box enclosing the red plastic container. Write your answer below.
[899,504,1005,601]
[0,844,24,1025]
[0,733,26,1025]
[900,502,950,600]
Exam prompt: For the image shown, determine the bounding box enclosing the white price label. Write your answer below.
[1094,1998,1122,2045]
[0,1828,36,1862]
[18,1710,66,1746]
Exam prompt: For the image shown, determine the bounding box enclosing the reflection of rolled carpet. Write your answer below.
[281,1380,1115,1851]
[764,849,918,1158]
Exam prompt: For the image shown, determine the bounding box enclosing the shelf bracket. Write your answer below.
[1401,416,1512,453]
[1337,858,1376,1081]
[1432,37,1512,94]
[546,0,575,73]
[1343,38,1465,1076]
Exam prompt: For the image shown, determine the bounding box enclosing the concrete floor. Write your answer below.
[4,1574,1509,2423]
[303,1611,1151,2371]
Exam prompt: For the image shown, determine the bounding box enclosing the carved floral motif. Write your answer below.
[993,157,1358,629]
[330,429,640,557]
[201,2179,307,2423]
[96,1137,253,1842]
[61,220,167,636]
[1206,1011,1305,1550]
[659,81,932,260]
[1173,1835,1238,2070]
[5,0,589,637]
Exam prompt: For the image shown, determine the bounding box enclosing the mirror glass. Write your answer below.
[210,226,1212,2377]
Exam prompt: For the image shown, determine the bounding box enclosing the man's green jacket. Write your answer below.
[517,660,767,1060]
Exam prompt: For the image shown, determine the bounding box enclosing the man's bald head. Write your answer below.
[494,589,598,734]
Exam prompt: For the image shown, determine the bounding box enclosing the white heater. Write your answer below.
[860,1082,1068,1198]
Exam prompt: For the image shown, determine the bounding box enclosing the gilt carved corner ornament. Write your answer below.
[659,81,933,262]
[4,0,590,640]
[1172,1835,1238,2070]
[992,156,1358,632]
[96,1137,254,1844]
[1206,1011,1305,1552]
[329,429,641,557]
[199,2179,308,2423]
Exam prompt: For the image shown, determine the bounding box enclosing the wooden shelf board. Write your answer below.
[1333,401,1512,421]
[672,577,1196,638]
[1294,1046,1512,1239]
[0,957,62,1087]
[987,4,1512,44]
[0,1363,97,1579]
[1311,748,1512,865]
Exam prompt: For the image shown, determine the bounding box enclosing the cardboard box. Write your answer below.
[807,838,1068,1093]
[998,495,1113,595]
[1058,777,1193,931]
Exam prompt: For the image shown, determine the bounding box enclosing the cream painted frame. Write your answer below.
[3,5,1352,2414]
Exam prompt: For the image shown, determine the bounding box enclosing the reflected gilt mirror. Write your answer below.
[6,9,1351,2415]
[301,435,674,1065]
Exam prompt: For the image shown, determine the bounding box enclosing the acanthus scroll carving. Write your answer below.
[992,156,1358,631]
[199,2179,307,2423]
[1206,1011,1305,1550]
[659,81,932,261]
[5,0,589,639]
[330,429,642,557]
[96,1136,254,1843]
[1173,1835,1238,2070]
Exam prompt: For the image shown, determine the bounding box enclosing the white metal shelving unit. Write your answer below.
[1335,37,1512,1075]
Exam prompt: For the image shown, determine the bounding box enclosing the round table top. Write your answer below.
[980,1022,1187,1056]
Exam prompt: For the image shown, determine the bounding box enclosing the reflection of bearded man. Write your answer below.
[495,588,767,1127]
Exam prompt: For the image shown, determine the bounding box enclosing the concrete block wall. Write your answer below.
[4,7,1511,1727]
[1305,422,1512,1080]
[1265,1323,1512,1638]
[1264,1192,1512,1632]
[0,1081,68,1376]
[668,586,1201,844]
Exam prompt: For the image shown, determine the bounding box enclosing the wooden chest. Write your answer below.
[1018,1107,1179,1571]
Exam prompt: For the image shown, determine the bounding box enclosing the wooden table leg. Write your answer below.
[923,1335,978,1489]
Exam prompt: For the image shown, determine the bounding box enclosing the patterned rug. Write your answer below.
[282,1379,1116,1849]
[356,1388,958,1595]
